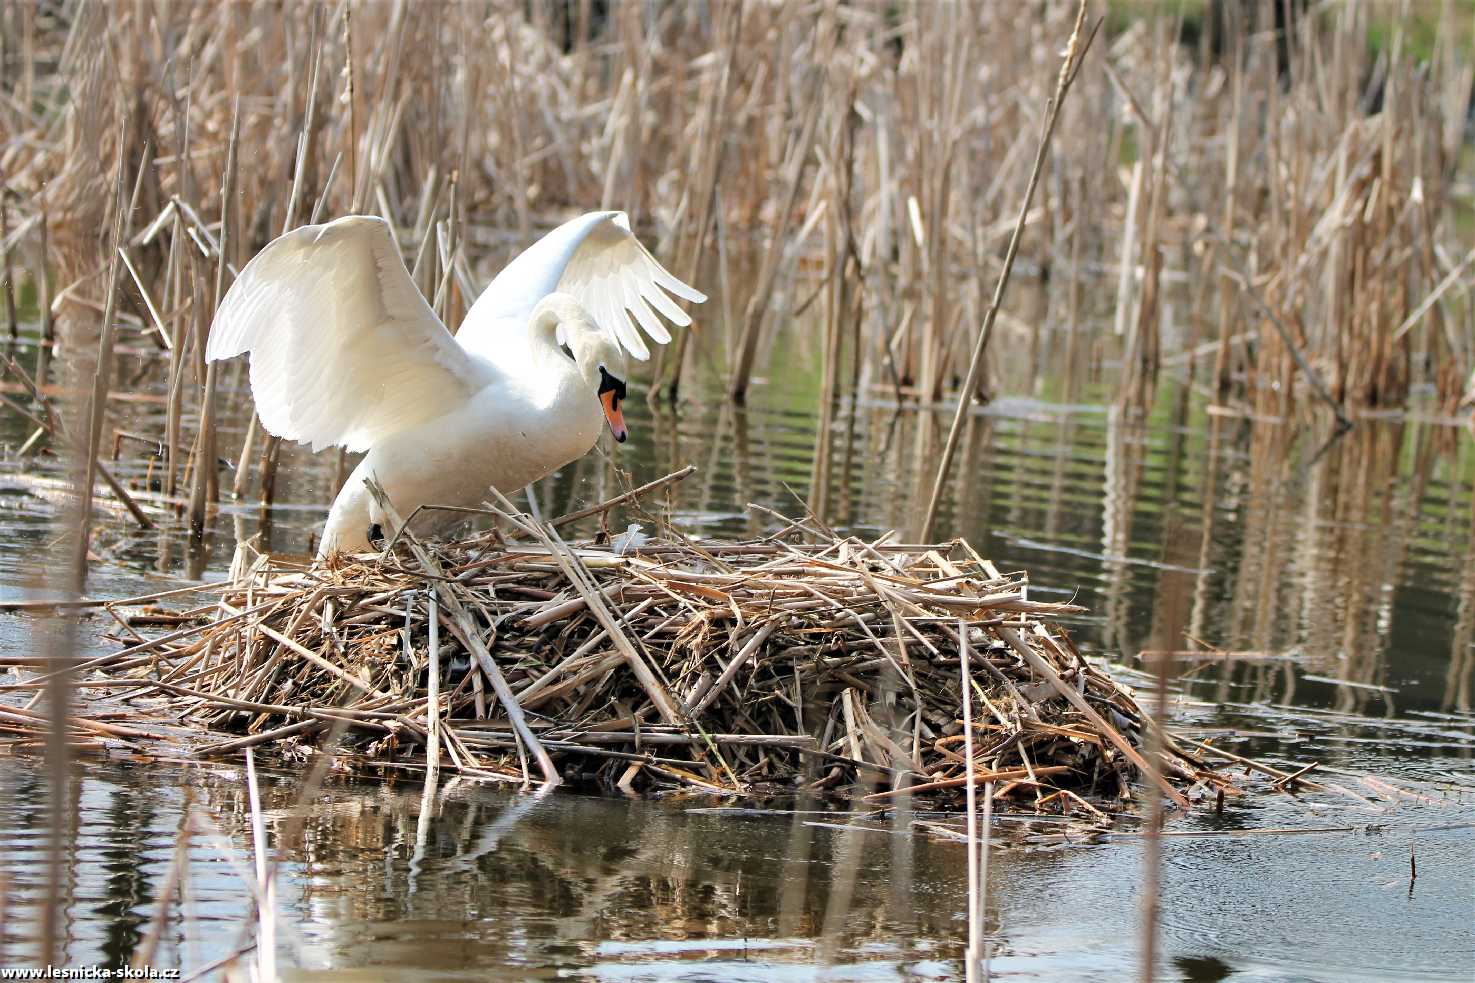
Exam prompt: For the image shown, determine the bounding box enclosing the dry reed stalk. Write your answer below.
[1,192,16,341]
[163,209,185,498]
[915,5,972,404]
[187,99,240,535]
[979,779,994,978]
[425,592,441,780]
[654,2,741,399]
[1138,643,1173,983]
[815,34,869,513]
[33,207,53,380]
[920,4,1098,540]
[74,117,133,581]
[1117,23,1176,410]
[231,414,259,502]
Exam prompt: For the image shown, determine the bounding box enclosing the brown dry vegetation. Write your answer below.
[1,1,1472,458]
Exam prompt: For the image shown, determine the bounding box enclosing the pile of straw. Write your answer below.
[46,477,1262,818]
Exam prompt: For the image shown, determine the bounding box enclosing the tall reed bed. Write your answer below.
[1,1,1471,512]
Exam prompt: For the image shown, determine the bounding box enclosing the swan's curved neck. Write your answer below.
[528,292,607,396]
[528,292,590,353]
[526,293,603,445]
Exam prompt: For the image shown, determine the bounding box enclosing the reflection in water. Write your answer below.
[1,755,1470,981]
[252,772,962,979]
[1450,505,1475,714]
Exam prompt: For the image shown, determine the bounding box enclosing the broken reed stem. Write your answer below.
[425,591,441,782]
[231,413,258,501]
[550,464,695,529]
[921,3,1098,540]
[961,620,981,983]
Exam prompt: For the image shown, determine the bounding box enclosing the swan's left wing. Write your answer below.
[457,211,705,361]
[207,216,484,453]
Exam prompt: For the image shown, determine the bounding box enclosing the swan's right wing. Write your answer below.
[456,211,704,361]
[207,216,483,453]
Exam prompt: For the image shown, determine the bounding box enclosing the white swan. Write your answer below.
[205,211,704,557]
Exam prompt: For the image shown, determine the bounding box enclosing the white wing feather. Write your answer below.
[206,216,483,453]
[456,211,705,361]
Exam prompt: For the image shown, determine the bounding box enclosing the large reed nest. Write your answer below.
[25,474,1280,822]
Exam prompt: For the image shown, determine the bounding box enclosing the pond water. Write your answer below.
[1,310,1473,981]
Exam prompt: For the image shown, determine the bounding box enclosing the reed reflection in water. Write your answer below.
[2,746,1471,980]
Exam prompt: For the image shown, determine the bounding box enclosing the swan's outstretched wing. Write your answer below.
[207,216,483,453]
[457,211,705,361]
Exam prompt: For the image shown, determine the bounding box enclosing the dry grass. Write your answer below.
[1,0,1469,442]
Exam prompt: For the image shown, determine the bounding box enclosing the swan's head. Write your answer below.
[568,331,630,443]
[533,292,632,443]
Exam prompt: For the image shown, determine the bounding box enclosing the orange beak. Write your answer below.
[600,389,628,443]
